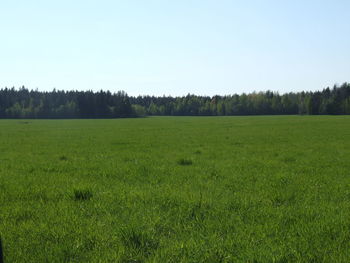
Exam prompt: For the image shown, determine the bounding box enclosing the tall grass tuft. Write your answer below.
[177,158,193,166]
[59,155,68,161]
[73,188,93,201]
[120,227,159,256]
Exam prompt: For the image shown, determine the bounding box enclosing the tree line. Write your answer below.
[0,83,349,118]
[0,89,133,118]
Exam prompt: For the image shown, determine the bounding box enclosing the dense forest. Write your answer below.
[0,83,349,118]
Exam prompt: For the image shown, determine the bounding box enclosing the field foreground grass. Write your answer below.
[1,116,350,262]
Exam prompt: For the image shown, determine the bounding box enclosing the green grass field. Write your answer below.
[1,116,350,262]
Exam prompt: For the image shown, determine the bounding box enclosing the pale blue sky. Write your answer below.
[1,0,349,96]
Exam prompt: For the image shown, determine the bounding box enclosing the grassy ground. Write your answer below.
[1,116,350,262]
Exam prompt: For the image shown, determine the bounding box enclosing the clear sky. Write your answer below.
[1,0,349,96]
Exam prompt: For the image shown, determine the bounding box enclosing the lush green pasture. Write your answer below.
[1,116,350,262]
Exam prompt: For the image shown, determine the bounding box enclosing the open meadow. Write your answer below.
[1,116,350,262]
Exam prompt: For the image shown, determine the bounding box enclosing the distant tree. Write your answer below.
[132,104,146,116]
